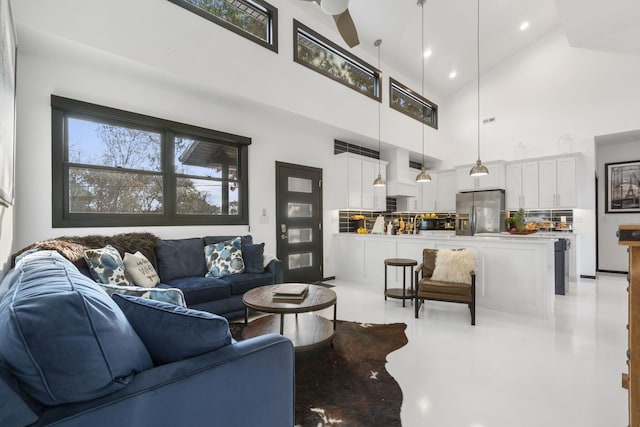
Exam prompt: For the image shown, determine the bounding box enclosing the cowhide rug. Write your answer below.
[230,320,408,427]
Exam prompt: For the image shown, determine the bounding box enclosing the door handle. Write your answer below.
[281,234,288,240]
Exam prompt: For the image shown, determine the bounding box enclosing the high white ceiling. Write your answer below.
[291,0,640,99]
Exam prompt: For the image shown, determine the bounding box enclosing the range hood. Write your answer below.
[382,148,418,197]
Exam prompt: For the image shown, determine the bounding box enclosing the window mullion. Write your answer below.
[165,130,176,219]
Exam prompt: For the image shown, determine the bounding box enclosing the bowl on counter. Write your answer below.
[507,229,538,235]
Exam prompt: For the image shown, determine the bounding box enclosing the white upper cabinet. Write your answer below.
[538,155,577,208]
[414,170,455,213]
[505,161,539,210]
[419,172,438,212]
[436,170,456,212]
[455,161,506,192]
[331,153,387,211]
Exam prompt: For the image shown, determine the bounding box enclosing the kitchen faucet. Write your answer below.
[413,213,422,234]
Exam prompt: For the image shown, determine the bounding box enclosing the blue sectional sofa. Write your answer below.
[12,233,284,319]
[0,250,294,427]
[154,235,283,318]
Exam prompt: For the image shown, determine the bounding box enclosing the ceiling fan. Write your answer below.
[300,0,360,48]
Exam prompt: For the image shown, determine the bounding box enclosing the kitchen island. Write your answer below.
[334,233,557,319]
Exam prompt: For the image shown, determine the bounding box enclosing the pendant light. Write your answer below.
[373,38,386,187]
[469,0,489,177]
[416,0,431,183]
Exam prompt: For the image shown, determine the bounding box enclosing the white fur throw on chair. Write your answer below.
[430,249,476,284]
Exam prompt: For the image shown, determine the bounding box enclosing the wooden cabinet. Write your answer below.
[455,161,506,192]
[538,155,577,208]
[505,161,539,210]
[332,153,387,211]
[618,225,640,427]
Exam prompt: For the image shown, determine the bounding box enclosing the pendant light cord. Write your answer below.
[477,0,481,162]
[421,0,425,168]
[377,40,382,173]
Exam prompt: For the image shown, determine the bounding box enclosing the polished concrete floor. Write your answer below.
[320,273,629,427]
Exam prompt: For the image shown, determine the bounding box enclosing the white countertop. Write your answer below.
[336,232,558,245]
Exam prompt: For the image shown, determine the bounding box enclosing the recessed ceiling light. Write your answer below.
[449,71,457,79]
[520,21,530,31]
[424,49,432,58]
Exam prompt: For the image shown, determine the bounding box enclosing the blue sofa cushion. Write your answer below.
[83,245,131,286]
[242,243,265,273]
[155,238,207,281]
[205,237,245,278]
[204,235,253,247]
[220,271,277,295]
[0,251,153,406]
[161,276,232,305]
[100,283,187,307]
[113,294,232,365]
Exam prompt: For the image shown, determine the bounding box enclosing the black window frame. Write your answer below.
[51,95,250,228]
[389,77,438,129]
[168,0,278,53]
[293,20,381,102]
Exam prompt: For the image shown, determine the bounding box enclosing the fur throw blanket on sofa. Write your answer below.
[11,233,159,270]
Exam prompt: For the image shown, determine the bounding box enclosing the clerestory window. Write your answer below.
[51,96,250,227]
[293,20,381,102]
[168,0,278,52]
[389,77,438,129]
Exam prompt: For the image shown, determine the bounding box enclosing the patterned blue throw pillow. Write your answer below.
[204,237,245,278]
[84,245,130,286]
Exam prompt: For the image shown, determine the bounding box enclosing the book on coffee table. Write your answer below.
[272,284,309,301]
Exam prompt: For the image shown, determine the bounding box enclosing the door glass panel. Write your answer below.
[288,177,312,193]
[288,228,313,244]
[288,253,313,270]
[288,202,312,218]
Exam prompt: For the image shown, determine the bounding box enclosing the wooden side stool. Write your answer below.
[384,258,418,307]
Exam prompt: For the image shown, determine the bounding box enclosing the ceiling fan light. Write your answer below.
[469,160,489,176]
[416,168,432,183]
[373,173,386,187]
[320,0,349,16]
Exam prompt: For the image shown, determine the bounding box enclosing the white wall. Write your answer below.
[441,28,640,277]
[12,2,640,279]
[0,204,15,279]
[11,0,447,279]
[15,41,357,277]
[596,139,640,272]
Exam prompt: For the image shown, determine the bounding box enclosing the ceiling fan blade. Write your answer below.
[333,9,359,48]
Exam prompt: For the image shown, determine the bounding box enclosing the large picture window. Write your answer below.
[389,77,438,129]
[168,0,278,52]
[51,96,250,227]
[293,20,381,101]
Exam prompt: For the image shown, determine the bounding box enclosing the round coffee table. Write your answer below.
[242,284,337,350]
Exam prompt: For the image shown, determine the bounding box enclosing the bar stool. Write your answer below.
[384,258,418,307]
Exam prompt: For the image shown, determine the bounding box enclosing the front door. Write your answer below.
[275,162,323,283]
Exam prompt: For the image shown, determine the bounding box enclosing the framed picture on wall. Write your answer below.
[0,0,17,207]
[605,160,640,213]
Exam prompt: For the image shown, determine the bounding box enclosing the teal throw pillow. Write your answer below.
[84,245,130,286]
[204,237,245,278]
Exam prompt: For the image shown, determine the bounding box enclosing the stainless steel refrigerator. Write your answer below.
[455,189,506,235]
